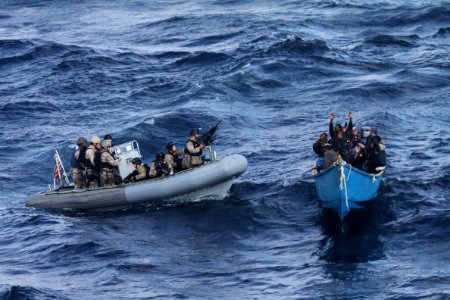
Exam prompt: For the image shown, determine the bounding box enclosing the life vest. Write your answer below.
[99,150,116,170]
[143,164,150,179]
[70,145,89,169]
[153,160,169,177]
[184,139,202,157]
[83,147,97,170]
[94,150,103,172]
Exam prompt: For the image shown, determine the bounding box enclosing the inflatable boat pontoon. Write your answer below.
[26,141,247,211]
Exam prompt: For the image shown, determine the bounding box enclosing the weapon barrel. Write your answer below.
[200,120,221,145]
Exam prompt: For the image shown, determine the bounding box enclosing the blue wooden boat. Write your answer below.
[313,162,384,220]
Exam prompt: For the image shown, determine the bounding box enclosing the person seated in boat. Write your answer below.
[332,130,352,162]
[313,132,329,170]
[165,142,184,175]
[349,143,367,170]
[99,139,121,187]
[350,126,360,144]
[321,143,338,170]
[182,128,205,169]
[123,157,149,183]
[365,130,386,173]
[373,135,386,169]
[70,136,88,190]
[149,151,170,178]
[366,128,386,174]
[85,135,102,188]
[313,132,329,157]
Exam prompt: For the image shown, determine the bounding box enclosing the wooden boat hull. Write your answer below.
[313,163,383,220]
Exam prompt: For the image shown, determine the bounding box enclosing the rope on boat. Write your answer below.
[346,164,352,182]
[338,164,349,213]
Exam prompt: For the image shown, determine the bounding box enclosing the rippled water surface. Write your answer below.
[1,1,449,299]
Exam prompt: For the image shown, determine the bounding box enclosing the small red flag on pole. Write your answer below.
[53,149,70,187]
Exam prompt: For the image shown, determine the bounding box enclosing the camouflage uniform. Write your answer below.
[165,150,184,174]
[134,164,148,181]
[100,149,120,186]
[71,168,84,189]
[182,140,203,169]
[85,145,99,188]
[149,161,169,178]
[70,145,87,189]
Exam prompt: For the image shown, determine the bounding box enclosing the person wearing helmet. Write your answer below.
[70,136,88,189]
[182,128,205,169]
[103,134,113,145]
[123,157,149,183]
[149,151,170,178]
[99,139,121,186]
[84,135,102,188]
[165,142,184,174]
[133,157,149,182]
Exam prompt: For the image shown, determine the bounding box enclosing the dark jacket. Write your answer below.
[322,150,338,169]
[365,136,386,173]
[349,147,367,170]
[313,140,325,157]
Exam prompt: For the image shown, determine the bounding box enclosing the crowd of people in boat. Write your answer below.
[313,112,386,173]
[70,128,207,190]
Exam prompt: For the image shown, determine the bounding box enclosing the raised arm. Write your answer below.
[347,111,353,132]
[329,112,335,139]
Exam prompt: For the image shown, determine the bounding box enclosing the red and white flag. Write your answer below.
[53,158,64,182]
[53,149,70,186]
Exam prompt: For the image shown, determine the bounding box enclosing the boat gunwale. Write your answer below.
[39,158,223,196]
[313,162,384,179]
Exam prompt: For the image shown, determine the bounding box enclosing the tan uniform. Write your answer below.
[100,150,119,186]
[165,150,184,174]
[149,162,158,177]
[182,140,203,169]
[71,168,86,189]
[134,164,148,181]
[85,145,99,188]
[85,145,97,168]
[149,161,169,178]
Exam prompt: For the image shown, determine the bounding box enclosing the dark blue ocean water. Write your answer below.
[1,1,449,298]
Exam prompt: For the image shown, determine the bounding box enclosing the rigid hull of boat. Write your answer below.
[26,154,247,210]
[313,163,383,220]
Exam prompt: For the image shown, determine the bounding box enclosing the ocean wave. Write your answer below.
[0,39,34,50]
[384,5,450,27]
[0,40,73,66]
[266,36,329,55]
[0,285,68,300]
[174,51,231,65]
[138,16,186,28]
[333,83,406,99]
[153,51,190,60]
[183,31,244,47]
[55,54,122,71]
[0,100,61,114]
[365,34,418,47]
[433,27,450,38]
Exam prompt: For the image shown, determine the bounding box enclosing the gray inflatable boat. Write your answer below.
[26,153,247,211]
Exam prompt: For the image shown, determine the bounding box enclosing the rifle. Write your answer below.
[123,170,139,183]
[199,120,221,146]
